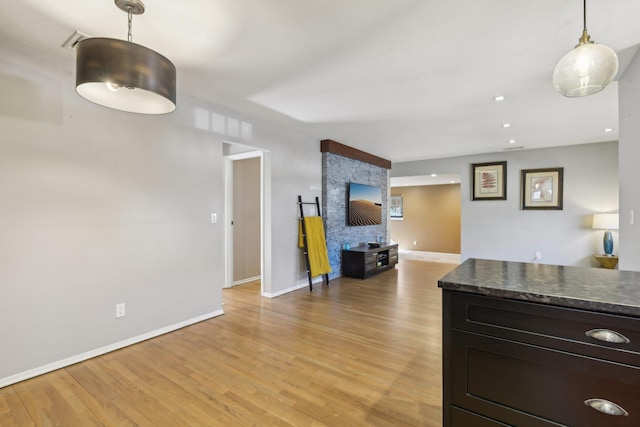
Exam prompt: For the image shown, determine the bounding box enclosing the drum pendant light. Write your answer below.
[75,0,176,114]
[553,0,618,97]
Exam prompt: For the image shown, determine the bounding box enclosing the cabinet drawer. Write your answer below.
[364,253,377,264]
[388,246,398,256]
[450,292,640,366]
[451,407,510,427]
[452,330,640,426]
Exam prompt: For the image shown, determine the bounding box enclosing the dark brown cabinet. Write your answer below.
[442,291,640,427]
[341,243,398,279]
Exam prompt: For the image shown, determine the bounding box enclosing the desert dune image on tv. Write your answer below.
[349,182,382,226]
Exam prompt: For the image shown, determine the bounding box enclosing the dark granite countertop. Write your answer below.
[438,258,640,317]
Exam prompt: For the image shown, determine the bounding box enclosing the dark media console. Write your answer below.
[342,243,398,279]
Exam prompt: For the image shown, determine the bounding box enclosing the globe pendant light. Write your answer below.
[75,0,176,114]
[553,0,618,97]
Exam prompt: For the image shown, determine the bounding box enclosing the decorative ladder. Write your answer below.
[297,195,330,291]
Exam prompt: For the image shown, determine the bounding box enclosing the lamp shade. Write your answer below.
[553,43,618,97]
[592,213,619,230]
[76,37,176,114]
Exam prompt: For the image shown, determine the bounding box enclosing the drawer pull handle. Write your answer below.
[584,399,629,417]
[585,328,630,344]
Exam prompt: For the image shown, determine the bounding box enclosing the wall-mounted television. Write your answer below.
[348,182,382,226]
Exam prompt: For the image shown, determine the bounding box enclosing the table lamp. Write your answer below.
[592,213,619,256]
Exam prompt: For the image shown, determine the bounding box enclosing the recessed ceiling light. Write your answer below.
[502,123,511,128]
[450,180,456,184]
[404,183,409,186]
[430,173,437,177]
[603,128,614,133]
[493,95,505,101]
[508,139,516,144]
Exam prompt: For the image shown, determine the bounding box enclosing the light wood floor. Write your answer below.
[0,260,457,426]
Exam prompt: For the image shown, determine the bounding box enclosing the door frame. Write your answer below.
[223,149,271,296]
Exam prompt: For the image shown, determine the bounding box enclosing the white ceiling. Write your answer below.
[2,1,639,163]
[390,174,461,188]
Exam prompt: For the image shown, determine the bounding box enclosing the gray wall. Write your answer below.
[322,152,389,278]
[0,88,223,383]
[392,141,619,268]
[0,52,322,385]
[619,50,640,271]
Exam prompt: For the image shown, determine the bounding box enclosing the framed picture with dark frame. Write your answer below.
[471,161,507,200]
[521,167,564,210]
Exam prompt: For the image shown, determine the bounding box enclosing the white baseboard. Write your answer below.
[262,275,331,298]
[0,309,224,389]
[263,282,309,298]
[231,275,261,287]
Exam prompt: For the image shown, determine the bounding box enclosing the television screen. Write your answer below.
[348,182,382,226]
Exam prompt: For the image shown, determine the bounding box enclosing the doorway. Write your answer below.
[389,174,461,259]
[224,146,272,295]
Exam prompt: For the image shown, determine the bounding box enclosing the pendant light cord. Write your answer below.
[578,0,590,45]
[127,6,133,42]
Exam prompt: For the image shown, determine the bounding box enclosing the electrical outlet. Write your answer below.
[116,303,126,318]
[535,251,542,260]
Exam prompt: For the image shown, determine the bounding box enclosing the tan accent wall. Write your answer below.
[233,157,261,281]
[390,184,461,254]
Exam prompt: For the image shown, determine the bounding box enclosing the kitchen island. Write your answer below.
[438,258,640,427]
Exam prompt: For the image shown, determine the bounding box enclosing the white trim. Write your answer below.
[262,282,309,298]
[224,149,269,295]
[261,276,332,298]
[223,157,234,289]
[261,151,272,296]
[224,148,262,161]
[232,275,261,286]
[0,310,224,389]
[224,150,263,289]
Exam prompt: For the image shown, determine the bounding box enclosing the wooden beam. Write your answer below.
[320,139,391,169]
